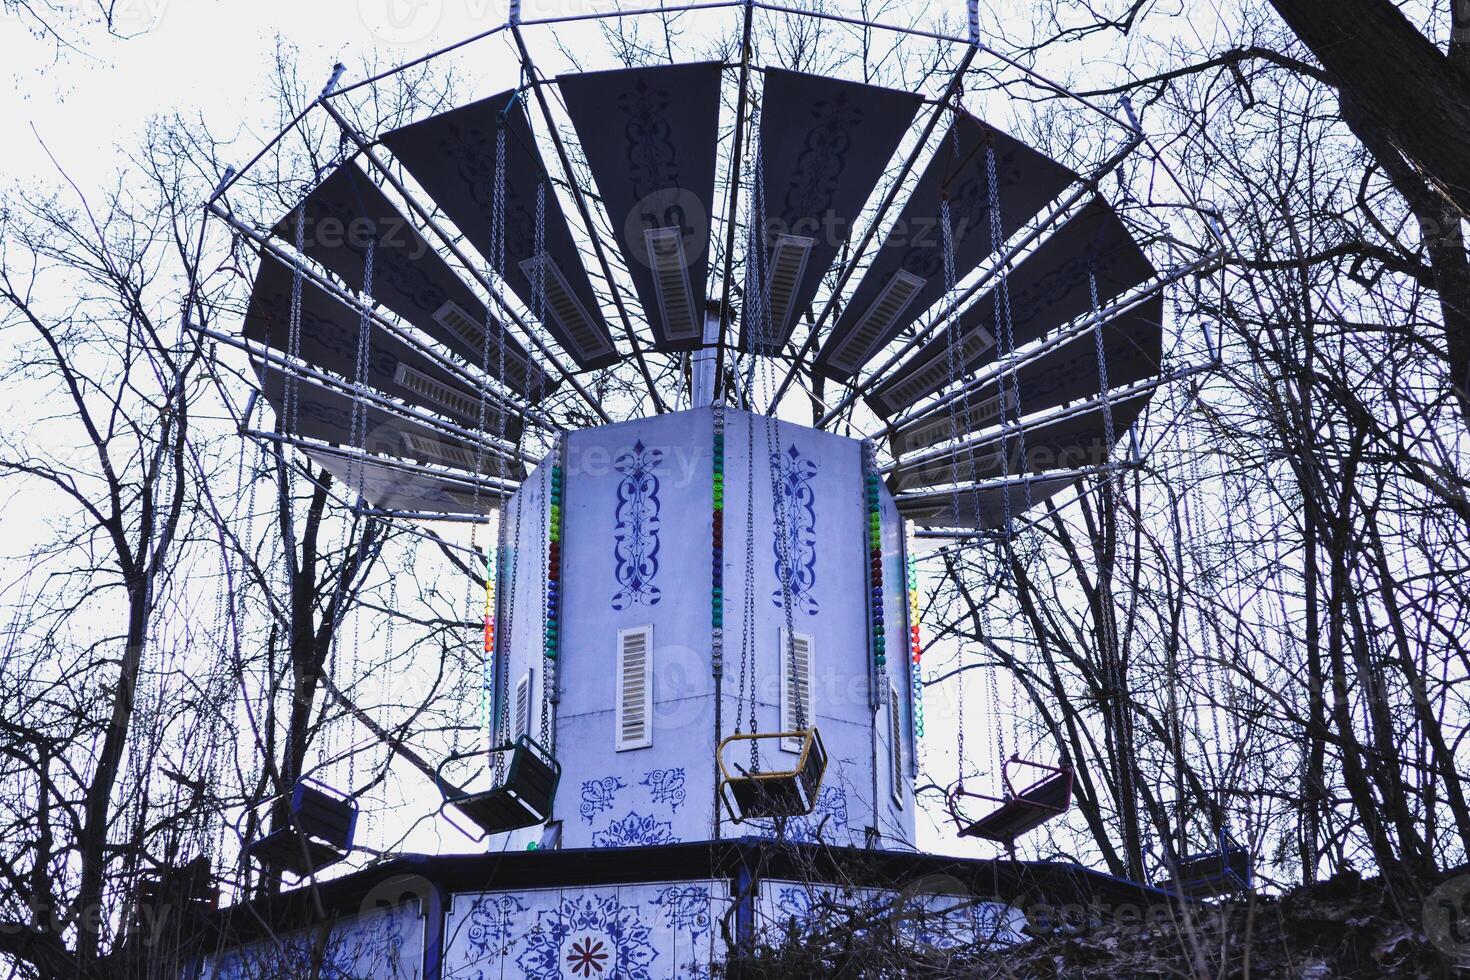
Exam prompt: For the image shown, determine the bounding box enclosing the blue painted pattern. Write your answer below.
[640,768,686,812]
[612,440,664,610]
[771,444,819,615]
[465,894,531,957]
[517,893,659,979]
[591,812,677,848]
[580,776,627,825]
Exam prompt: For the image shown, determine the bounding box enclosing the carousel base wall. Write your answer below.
[194,840,1167,979]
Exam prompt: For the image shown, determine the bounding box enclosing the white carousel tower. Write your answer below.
[482,400,919,853]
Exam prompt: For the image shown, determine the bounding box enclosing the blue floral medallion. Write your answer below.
[517,893,658,979]
[612,440,664,610]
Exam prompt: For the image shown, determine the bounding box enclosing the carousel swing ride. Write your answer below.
[199,0,1250,910]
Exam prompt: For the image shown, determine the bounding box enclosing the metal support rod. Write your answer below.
[197,322,536,466]
[875,252,1223,437]
[315,98,614,425]
[814,137,1144,429]
[882,360,1216,476]
[211,202,561,435]
[713,0,757,404]
[907,460,1146,546]
[509,24,669,414]
[898,458,1144,508]
[243,426,518,498]
[766,44,978,412]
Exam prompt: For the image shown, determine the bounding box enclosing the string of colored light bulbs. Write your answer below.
[863,441,887,683]
[711,404,725,672]
[907,526,925,739]
[483,529,496,740]
[546,440,564,664]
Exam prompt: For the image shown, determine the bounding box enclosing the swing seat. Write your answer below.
[717,729,828,823]
[437,735,561,838]
[1158,845,1253,898]
[951,756,1074,844]
[243,779,358,878]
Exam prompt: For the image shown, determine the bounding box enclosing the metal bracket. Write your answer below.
[967,0,980,45]
[320,62,347,101]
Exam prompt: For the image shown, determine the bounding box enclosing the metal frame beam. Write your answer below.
[509,24,670,414]
[197,323,536,468]
[814,137,1145,429]
[210,202,562,437]
[874,251,1223,440]
[314,98,614,424]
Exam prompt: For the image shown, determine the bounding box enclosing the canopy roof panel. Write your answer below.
[743,68,922,353]
[381,91,620,370]
[557,61,724,352]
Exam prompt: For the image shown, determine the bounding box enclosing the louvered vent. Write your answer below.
[826,270,926,375]
[780,629,814,753]
[400,431,478,471]
[519,255,614,364]
[514,671,533,741]
[432,300,530,385]
[894,389,1015,456]
[873,324,997,417]
[616,626,654,751]
[758,234,814,348]
[890,684,905,805]
[644,227,700,342]
[393,363,481,423]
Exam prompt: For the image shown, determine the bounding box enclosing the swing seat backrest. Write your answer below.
[440,735,563,836]
[1160,846,1252,898]
[245,826,348,878]
[500,735,561,817]
[291,781,358,850]
[957,766,1074,843]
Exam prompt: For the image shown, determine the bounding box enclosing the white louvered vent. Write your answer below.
[393,362,481,422]
[644,227,700,342]
[514,670,533,741]
[519,256,613,363]
[779,629,815,753]
[827,270,926,375]
[897,389,1014,455]
[400,431,478,470]
[760,234,814,346]
[875,325,997,415]
[889,682,905,806]
[433,300,531,383]
[432,299,486,351]
[615,625,654,751]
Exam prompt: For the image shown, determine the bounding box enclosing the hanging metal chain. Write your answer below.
[1089,268,1118,468]
[986,146,1033,545]
[285,207,307,438]
[737,409,758,747]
